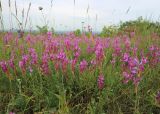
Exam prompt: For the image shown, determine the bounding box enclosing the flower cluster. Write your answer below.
[122,53,147,85]
[29,48,38,65]
[0,61,8,73]
[97,74,105,90]
[95,43,104,61]
[19,55,29,70]
[79,60,88,72]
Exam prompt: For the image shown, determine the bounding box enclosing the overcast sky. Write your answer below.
[1,0,160,31]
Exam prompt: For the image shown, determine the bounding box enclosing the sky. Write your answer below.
[1,0,160,32]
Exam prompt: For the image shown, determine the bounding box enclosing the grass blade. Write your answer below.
[15,0,17,16]
[24,2,31,29]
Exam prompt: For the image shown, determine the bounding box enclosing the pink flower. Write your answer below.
[18,55,29,70]
[122,53,130,62]
[95,43,104,61]
[79,60,88,72]
[70,59,77,71]
[74,51,80,58]
[149,45,155,51]
[113,38,121,56]
[130,32,135,38]
[41,53,49,74]
[28,66,33,73]
[64,39,71,50]
[124,37,131,49]
[29,48,38,65]
[0,61,8,72]
[97,74,105,90]
[8,59,14,69]
[122,72,132,84]
[22,55,29,64]
[9,112,15,114]
[90,59,96,66]
[140,57,147,64]
[19,61,25,69]
[57,51,66,61]
[87,45,94,53]
[47,31,52,39]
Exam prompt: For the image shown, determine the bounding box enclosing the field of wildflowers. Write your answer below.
[0,26,160,114]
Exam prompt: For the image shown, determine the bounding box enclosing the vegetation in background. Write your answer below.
[36,25,48,34]
[100,17,160,38]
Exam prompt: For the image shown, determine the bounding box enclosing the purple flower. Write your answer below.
[79,60,88,72]
[47,31,52,39]
[90,59,96,66]
[9,112,15,114]
[149,45,155,51]
[28,66,33,73]
[70,59,77,71]
[8,59,14,69]
[57,51,66,61]
[64,39,71,50]
[0,61,8,72]
[41,53,49,74]
[19,61,25,69]
[122,53,130,62]
[50,54,56,61]
[22,55,29,64]
[110,58,116,65]
[130,32,135,38]
[18,55,29,70]
[122,72,132,84]
[26,34,31,42]
[29,48,38,65]
[97,74,105,90]
[130,67,138,74]
[87,45,94,53]
[74,51,80,58]
[113,38,121,56]
[128,57,139,68]
[95,43,104,61]
[124,38,131,49]
[140,57,147,64]
[133,77,141,85]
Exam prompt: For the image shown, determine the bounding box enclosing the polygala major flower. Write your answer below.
[122,53,148,85]
[0,61,8,73]
[47,31,52,39]
[79,60,88,72]
[29,48,38,65]
[9,112,15,114]
[95,43,104,61]
[97,74,105,90]
[122,53,130,62]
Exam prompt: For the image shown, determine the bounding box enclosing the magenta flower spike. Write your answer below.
[97,74,105,90]
[79,60,88,72]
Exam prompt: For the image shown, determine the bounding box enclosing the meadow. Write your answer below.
[0,19,160,114]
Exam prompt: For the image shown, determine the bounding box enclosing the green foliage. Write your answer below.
[74,29,81,36]
[119,17,160,36]
[36,25,48,34]
[100,25,118,37]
